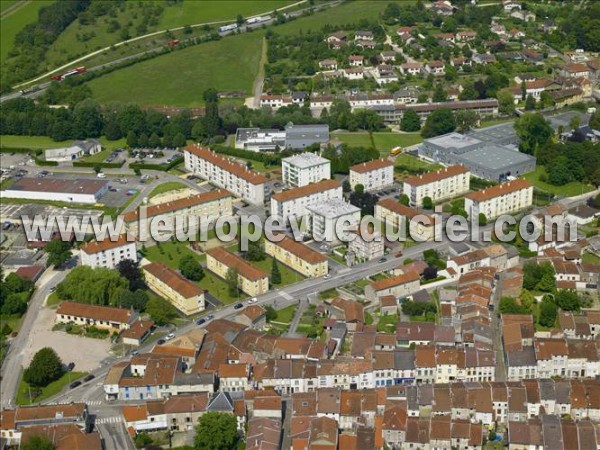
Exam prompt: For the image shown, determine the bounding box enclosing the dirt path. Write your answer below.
[1,0,27,19]
[248,36,268,109]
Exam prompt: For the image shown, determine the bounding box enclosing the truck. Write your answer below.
[218,23,238,33]
[50,66,86,81]
[390,146,403,156]
[246,15,271,25]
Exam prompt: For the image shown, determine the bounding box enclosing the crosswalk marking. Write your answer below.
[95,416,122,424]
[279,291,293,301]
[83,400,103,406]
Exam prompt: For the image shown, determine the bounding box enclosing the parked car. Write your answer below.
[69,381,81,389]
[323,274,330,280]
[234,303,244,310]
[248,297,258,304]
[165,332,175,340]
[131,350,139,356]
[395,251,403,257]
[83,374,95,382]
[196,318,206,325]
[157,339,166,345]
[67,362,75,371]
[206,314,214,321]
[378,257,387,263]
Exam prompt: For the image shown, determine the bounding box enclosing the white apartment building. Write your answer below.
[348,226,385,262]
[270,179,342,223]
[349,159,394,192]
[184,145,267,205]
[464,179,533,220]
[80,234,137,269]
[403,165,470,207]
[306,199,361,243]
[282,152,331,187]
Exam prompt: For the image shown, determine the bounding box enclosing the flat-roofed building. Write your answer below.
[374,198,436,242]
[143,262,205,315]
[122,190,233,236]
[306,199,361,243]
[270,179,342,222]
[265,234,328,277]
[349,159,394,192]
[56,301,138,332]
[282,152,331,187]
[284,124,329,149]
[3,177,108,204]
[184,145,267,205]
[234,128,285,152]
[206,247,269,296]
[464,179,533,219]
[403,165,470,207]
[80,234,137,269]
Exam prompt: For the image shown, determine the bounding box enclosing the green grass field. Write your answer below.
[0,0,20,15]
[582,251,600,265]
[250,256,304,287]
[0,135,126,151]
[394,153,442,170]
[148,181,189,199]
[88,32,263,106]
[143,241,201,270]
[198,271,242,304]
[0,1,53,62]
[523,167,594,197]
[331,132,423,155]
[272,304,295,324]
[16,371,87,406]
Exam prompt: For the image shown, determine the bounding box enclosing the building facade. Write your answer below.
[80,234,137,269]
[265,234,328,278]
[403,165,470,207]
[270,179,342,223]
[206,247,269,296]
[306,199,361,243]
[349,159,395,192]
[282,153,331,187]
[143,262,205,315]
[464,179,533,219]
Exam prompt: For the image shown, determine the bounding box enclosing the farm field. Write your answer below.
[0,0,53,61]
[88,32,263,106]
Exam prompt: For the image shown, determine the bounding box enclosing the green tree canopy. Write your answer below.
[179,255,204,281]
[21,435,55,450]
[44,240,72,268]
[421,108,456,138]
[400,109,421,132]
[24,347,63,387]
[145,296,178,326]
[56,266,128,306]
[515,113,553,155]
[194,412,238,450]
[271,259,282,285]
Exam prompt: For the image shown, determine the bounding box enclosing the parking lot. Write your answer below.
[126,148,182,165]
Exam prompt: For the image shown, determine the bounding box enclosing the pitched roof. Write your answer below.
[349,158,394,174]
[143,262,204,298]
[122,189,232,222]
[271,179,340,202]
[404,165,469,187]
[376,198,433,221]
[465,179,532,202]
[207,247,268,281]
[370,271,420,292]
[185,145,267,184]
[56,301,134,324]
[269,234,327,264]
[81,234,134,254]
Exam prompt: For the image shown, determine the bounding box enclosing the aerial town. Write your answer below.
[0,0,599,449]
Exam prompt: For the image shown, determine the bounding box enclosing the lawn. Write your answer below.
[582,251,600,265]
[523,167,594,197]
[272,304,296,324]
[16,371,87,406]
[0,313,24,333]
[0,0,20,15]
[88,32,263,107]
[251,256,304,287]
[372,133,423,155]
[1,1,53,62]
[142,240,200,270]
[148,181,189,199]
[394,153,442,170]
[331,132,373,148]
[0,135,127,151]
[377,314,399,333]
[198,272,241,305]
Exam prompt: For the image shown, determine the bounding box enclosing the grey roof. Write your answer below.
[73,139,100,152]
[449,242,471,255]
[467,122,518,145]
[412,289,431,303]
[285,124,330,139]
[331,322,347,341]
[426,132,482,150]
[207,391,234,411]
[394,350,416,370]
[506,347,536,367]
[538,379,556,401]
[306,199,360,218]
[454,144,535,170]
[541,415,565,450]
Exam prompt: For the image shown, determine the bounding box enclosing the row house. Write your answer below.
[184,145,266,205]
[265,233,328,278]
[254,359,318,394]
[365,271,421,302]
[317,359,375,390]
[259,94,293,109]
[558,310,600,339]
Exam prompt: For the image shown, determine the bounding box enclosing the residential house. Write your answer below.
[206,247,269,297]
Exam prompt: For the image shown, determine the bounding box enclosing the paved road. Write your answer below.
[0,266,71,408]
[287,298,307,335]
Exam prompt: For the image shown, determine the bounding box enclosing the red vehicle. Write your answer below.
[168,39,180,47]
[50,66,86,81]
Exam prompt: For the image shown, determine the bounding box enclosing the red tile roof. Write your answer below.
[81,234,133,254]
[143,262,204,298]
[465,179,532,202]
[271,179,340,202]
[349,158,394,174]
[269,234,326,264]
[185,145,268,184]
[404,165,469,187]
[56,301,134,324]
[370,271,420,291]
[207,246,268,281]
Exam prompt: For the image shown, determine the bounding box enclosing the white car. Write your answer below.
[165,332,175,340]
[248,297,258,304]
[323,274,330,280]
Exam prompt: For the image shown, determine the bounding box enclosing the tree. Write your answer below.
[73,98,103,138]
[538,296,557,328]
[172,132,186,148]
[423,265,438,280]
[441,17,457,33]
[422,196,433,209]
[201,88,222,138]
[226,268,239,298]
[421,108,456,138]
[21,435,55,450]
[236,14,244,26]
[271,259,281,285]
[497,89,515,116]
[499,296,529,314]
[520,289,535,311]
[56,266,128,306]
[478,213,487,226]
[24,347,63,387]
[455,110,478,133]
[93,164,102,174]
[179,255,204,281]
[569,115,581,131]
[44,239,72,268]
[116,259,144,290]
[432,83,448,102]
[146,296,177,326]
[589,110,600,130]
[399,194,410,206]
[555,289,581,312]
[400,109,421,132]
[265,305,277,322]
[521,81,527,101]
[118,289,148,311]
[458,82,478,101]
[524,95,536,111]
[342,179,351,193]
[138,133,149,148]
[126,130,137,148]
[148,132,161,148]
[194,412,238,450]
[515,113,553,155]
[354,184,365,194]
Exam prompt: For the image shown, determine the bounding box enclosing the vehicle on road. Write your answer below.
[234,303,243,310]
[378,257,387,263]
[196,318,206,325]
[69,381,81,389]
[157,339,166,345]
[67,362,75,371]
[131,350,139,356]
[248,297,258,304]
[165,332,175,340]
[323,274,330,280]
[83,374,95,382]
[206,314,214,320]
[50,66,86,81]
